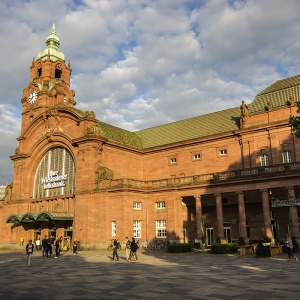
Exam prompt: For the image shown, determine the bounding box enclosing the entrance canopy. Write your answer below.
[6,211,73,223]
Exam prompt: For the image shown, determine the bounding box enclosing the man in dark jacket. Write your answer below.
[129,237,138,261]
[110,237,119,261]
[42,235,49,258]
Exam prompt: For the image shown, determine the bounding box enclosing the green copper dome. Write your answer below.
[37,24,65,62]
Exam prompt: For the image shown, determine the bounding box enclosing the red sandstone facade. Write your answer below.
[1,27,300,249]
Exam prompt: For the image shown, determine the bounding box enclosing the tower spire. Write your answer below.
[37,24,65,62]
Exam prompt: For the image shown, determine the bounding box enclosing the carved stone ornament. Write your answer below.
[42,108,63,137]
[95,161,114,188]
[240,100,249,128]
[4,183,13,202]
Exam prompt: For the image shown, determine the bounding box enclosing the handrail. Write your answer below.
[96,162,300,190]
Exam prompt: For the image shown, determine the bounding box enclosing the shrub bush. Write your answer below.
[211,243,238,254]
[167,243,192,253]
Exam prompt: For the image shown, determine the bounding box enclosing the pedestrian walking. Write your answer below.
[125,237,131,261]
[286,234,298,262]
[73,238,78,254]
[129,237,138,261]
[26,239,34,266]
[110,237,119,261]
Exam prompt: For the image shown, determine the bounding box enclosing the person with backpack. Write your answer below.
[26,239,34,266]
[129,237,138,261]
[110,237,119,261]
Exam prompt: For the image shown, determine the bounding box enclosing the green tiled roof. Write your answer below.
[88,75,300,150]
[85,122,143,149]
[135,107,240,148]
[250,75,300,113]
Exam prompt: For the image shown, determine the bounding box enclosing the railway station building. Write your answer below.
[1,26,300,249]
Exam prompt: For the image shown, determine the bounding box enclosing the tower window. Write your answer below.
[55,68,62,79]
[38,68,42,78]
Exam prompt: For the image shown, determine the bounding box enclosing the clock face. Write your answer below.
[28,90,38,104]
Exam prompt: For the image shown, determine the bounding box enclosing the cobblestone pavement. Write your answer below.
[0,249,299,299]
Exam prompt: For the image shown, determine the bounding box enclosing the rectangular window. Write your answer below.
[219,149,227,156]
[260,154,270,166]
[193,153,201,160]
[156,220,167,238]
[170,158,177,164]
[133,202,142,210]
[112,221,116,237]
[156,201,166,209]
[133,220,141,238]
[282,151,292,163]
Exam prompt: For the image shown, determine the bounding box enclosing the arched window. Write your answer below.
[260,154,270,166]
[55,68,62,78]
[33,147,75,199]
[282,151,292,163]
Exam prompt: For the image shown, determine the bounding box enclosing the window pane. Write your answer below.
[156,220,167,238]
[133,220,141,238]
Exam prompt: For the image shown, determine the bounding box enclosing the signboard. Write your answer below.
[271,197,300,207]
[41,170,68,190]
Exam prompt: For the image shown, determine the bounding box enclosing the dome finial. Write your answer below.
[37,24,65,62]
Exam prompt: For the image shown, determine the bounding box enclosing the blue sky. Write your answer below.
[1,0,300,183]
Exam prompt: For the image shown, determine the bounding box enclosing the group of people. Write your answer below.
[110,236,139,261]
[41,235,64,258]
[25,235,76,266]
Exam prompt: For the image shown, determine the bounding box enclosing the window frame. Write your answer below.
[133,220,142,238]
[111,221,116,237]
[282,150,292,163]
[156,201,166,209]
[156,220,167,238]
[133,202,142,210]
[260,154,270,166]
[219,149,227,156]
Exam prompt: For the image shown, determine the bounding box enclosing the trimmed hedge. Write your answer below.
[167,243,192,253]
[211,243,238,254]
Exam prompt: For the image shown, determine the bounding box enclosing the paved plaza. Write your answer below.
[0,249,299,299]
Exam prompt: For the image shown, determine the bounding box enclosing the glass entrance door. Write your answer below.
[206,228,214,246]
[223,222,231,242]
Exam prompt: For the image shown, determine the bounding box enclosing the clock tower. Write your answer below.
[20,24,76,129]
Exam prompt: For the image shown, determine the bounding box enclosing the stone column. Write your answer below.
[261,189,273,239]
[237,191,247,239]
[195,195,203,243]
[215,193,224,239]
[287,187,300,239]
